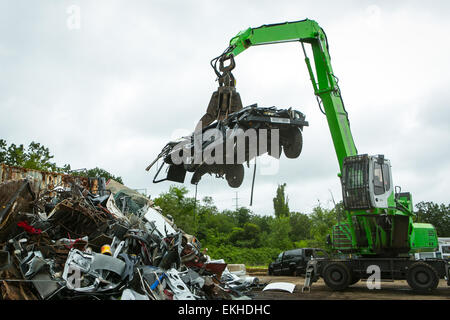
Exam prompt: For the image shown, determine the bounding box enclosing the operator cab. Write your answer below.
[341,154,393,210]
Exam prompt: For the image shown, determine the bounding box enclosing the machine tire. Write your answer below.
[323,262,351,291]
[282,128,303,159]
[406,262,439,292]
[226,164,244,188]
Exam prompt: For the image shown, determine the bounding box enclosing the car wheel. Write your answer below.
[226,164,244,188]
[283,127,303,159]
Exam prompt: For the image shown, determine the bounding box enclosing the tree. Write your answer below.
[77,167,124,184]
[0,139,124,183]
[153,186,196,234]
[249,215,272,235]
[415,201,450,237]
[228,223,262,248]
[309,203,338,248]
[289,212,311,242]
[266,216,293,250]
[273,183,290,218]
[23,142,59,171]
[2,141,59,171]
[201,196,217,212]
[0,139,7,163]
[230,207,252,227]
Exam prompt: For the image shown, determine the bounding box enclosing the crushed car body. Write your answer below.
[146,104,308,188]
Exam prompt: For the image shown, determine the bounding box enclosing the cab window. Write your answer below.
[373,163,384,195]
[304,249,313,257]
[276,252,283,262]
[382,163,390,192]
[374,163,391,195]
[313,249,328,258]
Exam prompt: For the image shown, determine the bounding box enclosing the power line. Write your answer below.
[232,191,239,211]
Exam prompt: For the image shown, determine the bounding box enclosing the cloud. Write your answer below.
[0,1,449,216]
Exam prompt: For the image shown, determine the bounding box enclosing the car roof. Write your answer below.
[287,248,323,251]
[281,248,325,254]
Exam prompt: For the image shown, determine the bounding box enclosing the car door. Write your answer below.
[273,252,284,275]
[281,250,294,275]
[303,249,314,264]
[292,249,305,273]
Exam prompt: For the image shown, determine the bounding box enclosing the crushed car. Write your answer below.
[146,104,308,188]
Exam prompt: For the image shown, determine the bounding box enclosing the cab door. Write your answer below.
[281,251,298,275]
[369,157,393,209]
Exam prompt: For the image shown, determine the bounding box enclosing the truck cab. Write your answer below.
[440,244,450,261]
[438,238,450,261]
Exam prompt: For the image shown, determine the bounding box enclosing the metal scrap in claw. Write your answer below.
[147,105,308,188]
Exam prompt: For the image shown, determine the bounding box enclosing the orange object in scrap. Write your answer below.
[101,244,112,256]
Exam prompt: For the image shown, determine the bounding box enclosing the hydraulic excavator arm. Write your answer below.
[225,19,357,173]
[219,19,438,256]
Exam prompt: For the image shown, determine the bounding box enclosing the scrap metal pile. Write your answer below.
[0,167,260,300]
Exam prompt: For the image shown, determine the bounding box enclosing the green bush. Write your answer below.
[206,245,281,266]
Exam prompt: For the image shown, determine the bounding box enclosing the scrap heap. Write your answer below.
[0,164,259,300]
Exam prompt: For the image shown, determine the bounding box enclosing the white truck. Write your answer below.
[415,238,450,261]
[438,238,450,261]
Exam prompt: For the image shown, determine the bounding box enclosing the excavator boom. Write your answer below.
[220,18,438,257]
[226,19,357,172]
[215,18,447,292]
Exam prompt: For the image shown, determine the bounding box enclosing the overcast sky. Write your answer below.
[1,0,449,216]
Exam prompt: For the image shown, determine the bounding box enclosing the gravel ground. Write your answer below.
[251,275,450,300]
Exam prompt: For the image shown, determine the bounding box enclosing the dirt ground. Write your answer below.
[251,275,450,300]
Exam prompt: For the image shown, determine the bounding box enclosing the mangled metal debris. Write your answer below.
[0,165,262,300]
[262,282,296,293]
[146,104,308,188]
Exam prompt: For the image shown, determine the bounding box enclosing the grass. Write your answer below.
[245,265,268,269]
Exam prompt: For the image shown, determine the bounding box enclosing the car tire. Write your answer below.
[226,164,244,188]
[268,268,273,276]
[282,127,303,159]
